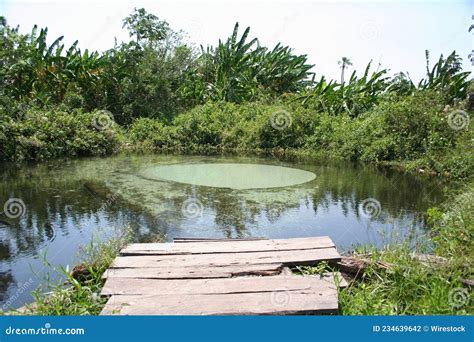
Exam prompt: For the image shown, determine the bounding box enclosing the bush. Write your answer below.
[172,102,240,148]
[247,104,317,149]
[0,108,122,162]
[335,91,465,163]
[147,101,319,150]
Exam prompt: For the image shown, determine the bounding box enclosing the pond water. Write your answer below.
[0,154,444,309]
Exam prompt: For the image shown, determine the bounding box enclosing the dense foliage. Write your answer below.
[179,23,314,104]
[0,8,472,181]
[0,10,195,125]
[0,109,122,162]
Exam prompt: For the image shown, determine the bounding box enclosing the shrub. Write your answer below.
[350,91,459,162]
[127,117,177,149]
[172,102,239,148]
[0,108,122,162]
[167,101,319,150]
[248,104,317,149]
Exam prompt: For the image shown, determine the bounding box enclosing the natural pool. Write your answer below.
[0,154,444,308]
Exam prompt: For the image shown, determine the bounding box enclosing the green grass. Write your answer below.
[22,229,131,315]
[338,246,472,315]
[328,182,472,315]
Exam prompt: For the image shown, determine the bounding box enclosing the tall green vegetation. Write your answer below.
[299,51,470,118]
[0,9,194,124]
[0,10,315,123]
[103,9,194,124]
[0,18,105,111]
[179,23,315,104]
[298,61,390,117]
[390,51,470,104]
[0,8,472,171]
[0,9,470,120]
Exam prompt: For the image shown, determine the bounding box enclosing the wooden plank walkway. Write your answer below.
[101,236,342,315]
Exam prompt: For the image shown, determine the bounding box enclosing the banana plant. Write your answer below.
[298,61,389,117]
[418,50,470,103]
[181,22,314,103]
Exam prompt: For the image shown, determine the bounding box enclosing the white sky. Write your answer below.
[1,0,473,81]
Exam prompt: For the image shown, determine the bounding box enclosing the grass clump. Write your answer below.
[338,246,472,315]
[336,182,473,315]
[24,229,131,315]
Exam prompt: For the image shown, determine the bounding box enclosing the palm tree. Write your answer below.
[338,57,353,84]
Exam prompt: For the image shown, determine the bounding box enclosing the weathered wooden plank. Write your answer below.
[113,247,341,268]
[103,263,284,279]
[101,236,342,315]
[101,288,338,315]
[101,274,338,296]
[122,236,335,256]
[174,237,266,243]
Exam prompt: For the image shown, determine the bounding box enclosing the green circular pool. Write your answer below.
[139,163,317,189]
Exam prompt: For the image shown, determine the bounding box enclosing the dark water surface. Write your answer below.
[0,154,444,308]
